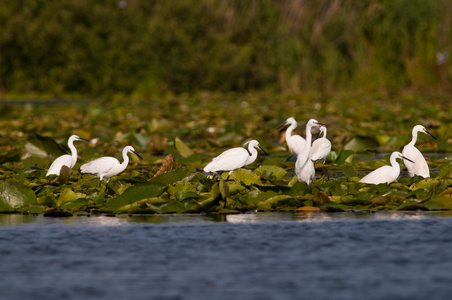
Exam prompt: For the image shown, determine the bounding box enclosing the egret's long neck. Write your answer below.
[322,127,327,138]
[68,139,78,167]
[391,155,401,173]
[246,144,258,165]
[298,124,313,165]
[409,128,419,146]
[286,122,296,139]
[120,148,130,169]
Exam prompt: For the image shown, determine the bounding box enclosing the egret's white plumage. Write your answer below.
[278,117,306,154]
[310,126,331,168]
[295,119,324,187]
[359,151,414,184]
[46,135,88,176]
[80,145,142,189]
[204,140,266,178]
[402,125,436,178]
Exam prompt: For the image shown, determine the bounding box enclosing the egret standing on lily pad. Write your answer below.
[402,125,436,178]
[359,151,415,184]
[203,140,267,180]
[46,135,88,176]
[80,145,143,190]
[278,117,305,155]
[295,119,325,187]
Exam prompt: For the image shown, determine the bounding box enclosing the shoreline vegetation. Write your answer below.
[0,0,451,96]
[0,1,451,215]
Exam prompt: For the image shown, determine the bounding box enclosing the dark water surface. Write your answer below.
[1,212,452,300]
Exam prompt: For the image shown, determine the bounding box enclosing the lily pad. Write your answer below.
[0,180,41,213]
[174,137,194,157]
[101,182,167,212]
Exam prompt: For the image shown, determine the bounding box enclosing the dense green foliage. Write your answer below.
[0,93,451,215]
[0,0,450,96]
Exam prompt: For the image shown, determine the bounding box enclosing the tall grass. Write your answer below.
[0,0,449,96]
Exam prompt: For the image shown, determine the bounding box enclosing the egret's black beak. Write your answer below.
[315,121,327,127]
[132,151,143,160]
[277,120,289,131]
[258,146,268,156]
[77,138,90,142]
[400,155,415,164]
[424,129,437,140]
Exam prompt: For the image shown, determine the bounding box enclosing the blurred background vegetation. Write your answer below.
[0,0,451,97]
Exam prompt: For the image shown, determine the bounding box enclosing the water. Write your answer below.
[1,212,452,300]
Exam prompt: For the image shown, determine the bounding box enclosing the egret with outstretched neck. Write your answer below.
[295,119,325,187]
[203,140,267,179]
[402,125,436,178]
[278,117,305,155]
[359,151,415,184]
[46,135,88,176]
[310,125,331,173]
[80,145,143,190]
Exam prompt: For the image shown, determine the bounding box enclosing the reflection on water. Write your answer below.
[1,211,452,227]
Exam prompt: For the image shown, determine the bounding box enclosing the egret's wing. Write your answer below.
[287,134,305,155]
[46,154,72,176]
[359,166,393,184]
[310,139,332,161]
[402,145,429,177]
[204,148,249,172]
[80,157,118,175]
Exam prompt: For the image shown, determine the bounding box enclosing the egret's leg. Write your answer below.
[105,178,110,191]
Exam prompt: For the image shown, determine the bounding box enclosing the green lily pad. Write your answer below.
[0,180,41,213]
[57,188,86,207]
[344,136,379,152]
[29,134,67,157]
[335,150,354,165]
[151,168,191,185]
[174,137,194,157]
[255,165,287,181]
[229,169,261,185]
[101,182,168,212]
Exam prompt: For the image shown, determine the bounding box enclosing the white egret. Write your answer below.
[359,151,415,184]
[278,117,305,155]
[310,125,332,172]
[203,140,267,179]
[402,125,436,178]
[80,145,143,190]
[295,119,325,187]
[46,135,88,176]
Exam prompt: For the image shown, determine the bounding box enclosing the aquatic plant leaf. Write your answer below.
[263,195,293,205]
[344,136,379,152]
[175,191,200,201]
[58,165,73,184]
[57,189,86,207]
[335,150,354,165]
[422,200,447,211]
[313,191,330,204]
[151,168,191,185]
[153,154,177,177]
[397,200,428,211]
[159,201,187,214]
[286,182,309,196]
[342,166,357,179]
[60,198,89,211]
[174,137,194,157]
[255,165,287,181]
[0,180,40,212]
[229,169,261,185]
[437,163,452,179]
[0,148,21,164]
[28,134,67,157]
[297,206,320,212]
[102,182,167,212]
[128,133,150,148]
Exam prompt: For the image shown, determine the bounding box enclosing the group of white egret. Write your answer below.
[46,135,142,190]
[46,121,435,191]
